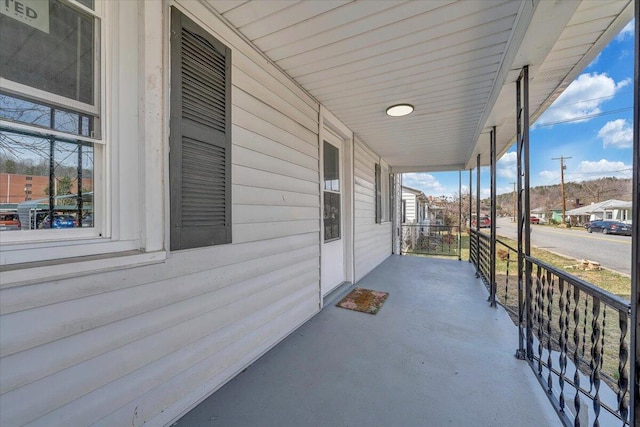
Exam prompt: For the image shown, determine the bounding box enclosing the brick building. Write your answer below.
[0,173,93,204]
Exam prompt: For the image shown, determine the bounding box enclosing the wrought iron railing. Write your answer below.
[469,228,478,266]
[469,228,491,284]
[401,224,459,256]
[469,231,632,426]
[524,257,631,427]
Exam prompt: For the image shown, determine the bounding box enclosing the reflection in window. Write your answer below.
[0,93,94,137]
[323,140,340,241]
[324,192,340,241]
[323,141,339,192]
[375,163,381,223]
[0,129,94,231]
[0,0,100,235]
[76,0,95,10]
[0,0,97,105]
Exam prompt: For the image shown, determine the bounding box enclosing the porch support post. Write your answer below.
[392,173,403,255]
[515,66,531,360]
[523,66,532,359]
[476,154,481,276]
[630,2,639,424]
[468,169,472,263]
[489,127,497,307]
[458,170,462,261]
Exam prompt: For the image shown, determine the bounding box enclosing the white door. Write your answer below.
[321,130,346,296]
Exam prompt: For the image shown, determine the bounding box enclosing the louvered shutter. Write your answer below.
[170,8,231,250]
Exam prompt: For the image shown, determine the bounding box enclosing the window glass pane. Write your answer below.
[323,141,339,192]
[75,0,95,10]
[381,166,389,222]
[0,129,94,231]
[0,0,97,105]
[375,164,381,223]
[323,191,340,241]
[0,93,94,136]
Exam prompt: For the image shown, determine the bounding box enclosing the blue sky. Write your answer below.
[403,19,634,200]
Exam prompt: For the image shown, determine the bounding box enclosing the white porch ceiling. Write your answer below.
[205,0,633,172]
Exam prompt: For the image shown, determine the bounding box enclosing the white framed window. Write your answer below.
[0,1,162,273]
[381,163,389,222]
[1,0,102,240]
[323,140,341,241]
[375,162,390,223]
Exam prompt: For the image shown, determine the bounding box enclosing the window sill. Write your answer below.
[0,250,166,289]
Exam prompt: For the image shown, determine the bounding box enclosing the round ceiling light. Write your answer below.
[386,104,414,117]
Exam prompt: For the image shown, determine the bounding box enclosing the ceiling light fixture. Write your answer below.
[386,104,414,117]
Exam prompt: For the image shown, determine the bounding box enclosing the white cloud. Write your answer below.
[535,73,630,126]
[616,19,634,41]
[567,159,632,181]
[539,170,559,184]
[480,188,491,199]
[402,173,445,194]
[539,159,631,184]
[497,151,517,179]
[587,52,601,69]
[598,119,633,148]
[496,185,515,196]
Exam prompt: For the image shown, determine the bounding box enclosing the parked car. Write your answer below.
[530,217,540,224]
[0,213,21,231]
[471,215,491,228]
[81,213,93,227]
[587,220,631,236]
[41,214,77,229]
[583,221,592,229]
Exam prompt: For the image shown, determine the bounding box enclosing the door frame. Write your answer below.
[319,106,354,307]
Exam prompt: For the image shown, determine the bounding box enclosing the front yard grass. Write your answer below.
[494,234,631,300]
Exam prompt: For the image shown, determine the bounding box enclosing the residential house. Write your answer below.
[530,206,547,222]
[401,185,430,224]
[567,199,633,225]
[532,207,564,223]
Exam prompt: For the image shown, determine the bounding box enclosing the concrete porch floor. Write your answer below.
[176,255,561,427]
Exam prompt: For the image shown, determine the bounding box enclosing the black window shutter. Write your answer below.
[170,8,231,251]
[375,163,381,223]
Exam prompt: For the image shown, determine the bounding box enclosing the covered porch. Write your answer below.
[178,255,559,427]
[175,1,640,425]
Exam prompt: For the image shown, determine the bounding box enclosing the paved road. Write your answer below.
[493,217,632,276]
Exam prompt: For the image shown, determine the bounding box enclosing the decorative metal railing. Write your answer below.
[524,257,631,427]
[470,233,632,426]
[469,228,478,266]
[401,224,459,257]
[468,228,491,284]
[478,231,490,283]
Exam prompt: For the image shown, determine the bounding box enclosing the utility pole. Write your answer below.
[552,156,572,225]
[511,182,516,222]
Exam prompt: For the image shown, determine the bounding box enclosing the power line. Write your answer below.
[565,168,632,176]
[534,107,632,127]
[551,90,632,107]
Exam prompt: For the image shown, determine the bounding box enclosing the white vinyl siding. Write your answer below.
[0,2,321,426]
[402,191,418,223]
[353,139,391,282]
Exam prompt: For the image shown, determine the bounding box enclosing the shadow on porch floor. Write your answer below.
[176,255,560,427]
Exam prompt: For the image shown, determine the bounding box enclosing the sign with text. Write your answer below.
[1,0,50,34]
